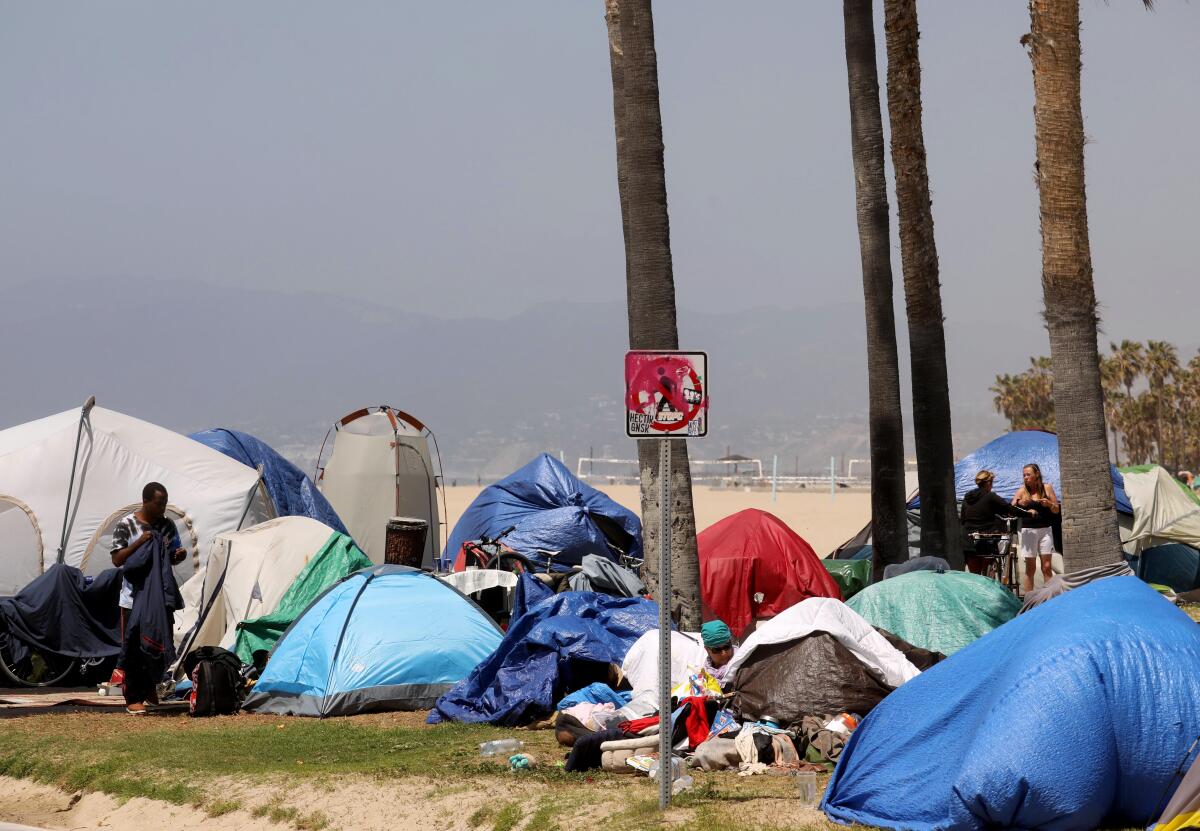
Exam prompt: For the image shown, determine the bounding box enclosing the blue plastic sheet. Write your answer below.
[556,682,631,711]
[440,454,642,570]
[823,576,1200,830]
[1138,543,1200,593]
[190,428,348,534]
[429,578,659,725]
[910,430,1133,515]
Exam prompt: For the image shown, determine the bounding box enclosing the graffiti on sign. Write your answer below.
[624,351,708,438]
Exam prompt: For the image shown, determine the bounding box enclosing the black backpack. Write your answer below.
[182,646,243,717]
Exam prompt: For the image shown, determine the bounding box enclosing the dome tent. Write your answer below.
[242,565,501,717]
[823,577,1200,831]
[0,402,272,595]
[698,509,841,638]
[442,454,642,571]
[846,570,1020,656]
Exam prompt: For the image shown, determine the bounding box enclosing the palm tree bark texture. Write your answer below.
[883,0,961,566]
[605,0,703,629]
[1025,0,1122,569]
[842,0,909,581]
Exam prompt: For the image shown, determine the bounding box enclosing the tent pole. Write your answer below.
[56,395,96,564]
[657,437,672,810]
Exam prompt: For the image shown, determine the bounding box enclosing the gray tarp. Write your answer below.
[568,554,645,597]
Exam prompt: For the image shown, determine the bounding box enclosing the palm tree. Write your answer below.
[1024,0,1137,569]
[1099,354,1125,464]
[841,0,909,581]
[883,0,960,566]
[604,0,702,628]
[1146,340,1180,467]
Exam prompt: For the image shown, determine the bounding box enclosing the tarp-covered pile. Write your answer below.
[244,565,501,717]
[0,564,122,663]
[430,574,658,725]
[824,577,1200,830]
[846,570,1020,656]
[190,428,348,535]
[729,598,926,725]
[442,455,642,571]
[698,509,841,637]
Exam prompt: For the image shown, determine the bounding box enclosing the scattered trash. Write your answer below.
[509,753,535,771]
[479,738,524,757]
[795,770,818,803]
[823,713,858,735]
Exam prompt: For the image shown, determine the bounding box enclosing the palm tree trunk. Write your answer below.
[1027,0,1121,570]
[605,0,702,629]
[842,0,909,581]
[883,0,960,567]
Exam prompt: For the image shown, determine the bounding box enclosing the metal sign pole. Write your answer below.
[657,436,672,810]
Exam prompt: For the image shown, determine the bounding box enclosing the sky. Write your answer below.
[1,1,1197,358]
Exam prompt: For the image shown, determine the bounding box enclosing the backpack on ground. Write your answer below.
[181,646,244,716]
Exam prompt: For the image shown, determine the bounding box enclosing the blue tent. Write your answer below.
[910,430,1133,515]
[823,577,1200,830]
[1137,542,1200,593]
[190,428,348,534]
[242,565,501,717]
[440,454,642,570]
[429,574,658,725]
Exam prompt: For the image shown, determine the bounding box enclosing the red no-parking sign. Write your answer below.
[624,350,708,438]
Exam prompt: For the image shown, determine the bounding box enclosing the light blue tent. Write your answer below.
[242,565,501,717]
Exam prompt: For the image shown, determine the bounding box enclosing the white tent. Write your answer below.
[316,406,442,568]
[620,629,709,698]
[1122,465,1200,553]
[0,402,273,595]
[174,516,337,655]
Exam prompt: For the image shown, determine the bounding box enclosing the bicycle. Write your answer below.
[0,630,79,687]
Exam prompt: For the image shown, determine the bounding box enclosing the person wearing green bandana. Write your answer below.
[701,619,737,684]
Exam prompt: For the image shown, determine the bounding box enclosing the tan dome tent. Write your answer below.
[316,406,444,569]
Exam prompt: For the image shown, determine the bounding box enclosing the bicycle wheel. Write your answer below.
[0,637,77,688]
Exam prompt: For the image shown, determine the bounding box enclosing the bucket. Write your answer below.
[385,516,428,568]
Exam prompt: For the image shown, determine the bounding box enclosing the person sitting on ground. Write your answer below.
[1012,463,1060,595]
[110,481,187,713]
[960,470,1035,575]
[701,620,737,685]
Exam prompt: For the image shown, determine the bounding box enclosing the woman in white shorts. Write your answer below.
[1012,463,1059,594]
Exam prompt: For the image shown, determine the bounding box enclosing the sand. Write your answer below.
[443,484,870,557]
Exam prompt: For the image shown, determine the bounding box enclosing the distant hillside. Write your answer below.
[0,277,1032,478]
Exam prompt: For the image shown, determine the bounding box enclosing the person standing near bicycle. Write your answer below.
[1012,463,1060,594]
[960,471,1035,575]
[110,482,186,713]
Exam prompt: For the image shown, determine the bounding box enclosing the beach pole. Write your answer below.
[657,437,672,811]
[830,456,836,501]
[772,455,778,502]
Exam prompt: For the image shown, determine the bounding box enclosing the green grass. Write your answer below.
[491,802,522,831]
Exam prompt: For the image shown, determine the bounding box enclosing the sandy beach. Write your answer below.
[443,484,870,557]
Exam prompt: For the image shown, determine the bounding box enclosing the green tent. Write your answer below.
[822,558,871,600]
[847,570,1020,655]
[234,532,372,664]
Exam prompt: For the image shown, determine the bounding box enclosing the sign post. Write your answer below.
[624,350,707,810]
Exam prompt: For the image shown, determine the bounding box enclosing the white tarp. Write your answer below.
[173,516,337,653]
[319,409,440,568]
[0,405,273,595]
[620,629,709,697]
[724,597,920,687]
[1122,466,1200,553]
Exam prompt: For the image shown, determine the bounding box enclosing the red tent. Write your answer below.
[698,509,842,638]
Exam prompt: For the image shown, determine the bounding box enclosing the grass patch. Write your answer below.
[524,800,561,831]
[296,810,330,831]
[205,798,242,817]
[467,803,495,827]
[491,802,522,831]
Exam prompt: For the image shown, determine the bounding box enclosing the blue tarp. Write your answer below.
[190,428,348,534]
[440,454,642,570]
[910,430,1133,515]
[242,565,501,717]
[429,574,659,725]
[823,576,1200,830]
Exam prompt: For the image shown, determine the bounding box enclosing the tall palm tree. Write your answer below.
[604,0,702,628]
[883,0,960,566]
[1109,340,1145,402]
[1099,354,1125,464]
[1024,0,1135,569]
[1146,340,1180,467]
[841,0,909,581]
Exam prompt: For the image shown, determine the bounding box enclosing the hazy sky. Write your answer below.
[2,1,1197,350]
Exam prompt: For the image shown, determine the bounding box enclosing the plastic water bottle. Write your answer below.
[479,739,523,757]
[648,756,683,781]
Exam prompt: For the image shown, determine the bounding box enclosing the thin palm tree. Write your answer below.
[841,0,909,580]
[883,0,960,565]
[604,0,702,628]
[1023,0,1146,569]
[1146,340,1180,467]
[1100,354,1125,464]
